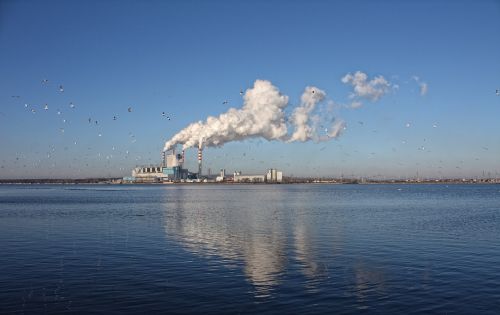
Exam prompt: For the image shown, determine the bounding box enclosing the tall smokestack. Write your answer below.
[182,149,185,167]
[197,148,202,178]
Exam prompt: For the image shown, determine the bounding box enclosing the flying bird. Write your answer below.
[59,85,64,92]
[239,90,244,96]
[496,89,499,96]
[44,104,49,110]
[128,107,132,112]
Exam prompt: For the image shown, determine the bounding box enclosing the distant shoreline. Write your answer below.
[0,178,499,185]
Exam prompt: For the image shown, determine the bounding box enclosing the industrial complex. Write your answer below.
[123,147,283,184]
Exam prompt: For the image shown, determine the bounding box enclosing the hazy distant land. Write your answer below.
[1,177,499,185]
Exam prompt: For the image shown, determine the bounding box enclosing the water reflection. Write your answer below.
[162,187,289,295]
[160,186,385,298]
[293,224,329,291]
[353,263,387,307]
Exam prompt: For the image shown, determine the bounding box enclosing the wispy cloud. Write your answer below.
[412,75,428,96]
[341,71,391,108]
[419,82,428,96]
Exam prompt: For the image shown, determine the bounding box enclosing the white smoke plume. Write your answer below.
[288,86,326,142]
[341,71,391,108]
[164,80,289,151]
[326,119,346,138]
[163,80,346,152]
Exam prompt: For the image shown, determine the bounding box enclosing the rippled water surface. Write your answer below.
[1,184,499,314]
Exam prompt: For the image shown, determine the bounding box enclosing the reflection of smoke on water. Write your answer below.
[290,197,347,293]
[294,225,328,283]
[162,188,287,295]
[161,187,352,297]
[241,232,285,295]
[352,262,387,308]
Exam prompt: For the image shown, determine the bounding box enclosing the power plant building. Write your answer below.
[123,147,284,184]
[124,148,190,183]
[161,149,189,180]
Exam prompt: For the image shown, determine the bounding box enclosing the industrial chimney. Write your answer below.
[197,148,202,178]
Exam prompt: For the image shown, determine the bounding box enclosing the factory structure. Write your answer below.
[123,146,283,184]
[123,148,191,183]
[231,169,283,183]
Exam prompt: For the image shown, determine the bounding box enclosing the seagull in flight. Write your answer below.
[222,100,229,105]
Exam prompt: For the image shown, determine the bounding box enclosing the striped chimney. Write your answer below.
[197,148,202,177]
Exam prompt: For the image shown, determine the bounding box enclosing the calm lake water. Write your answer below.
[0,184,499,314]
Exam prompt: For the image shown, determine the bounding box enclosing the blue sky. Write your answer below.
[1,0,499,179]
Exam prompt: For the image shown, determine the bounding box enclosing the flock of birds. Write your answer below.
[18,79,175,123]
[3,81,252,177]
[3,79,181,176]
[3,83,499,178]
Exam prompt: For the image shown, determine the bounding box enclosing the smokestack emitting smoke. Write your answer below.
[163,80,345,152]
[198,148,202,176]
